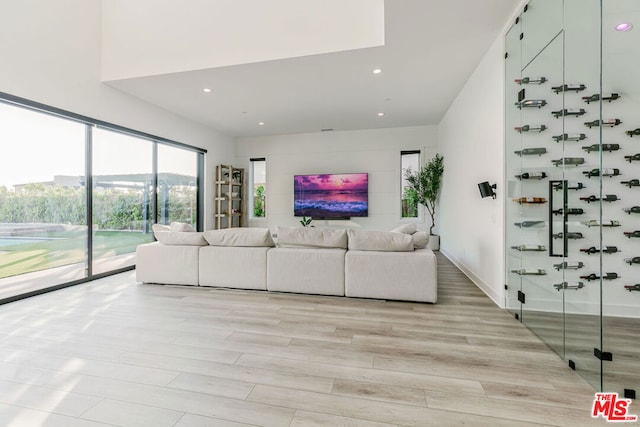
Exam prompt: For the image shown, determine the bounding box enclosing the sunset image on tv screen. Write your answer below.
[294,173,368,218]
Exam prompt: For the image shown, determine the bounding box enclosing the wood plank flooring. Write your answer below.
[0,253,609,426]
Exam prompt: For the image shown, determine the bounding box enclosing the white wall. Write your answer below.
[438,35,506,307]
[101,0,384,80]
[0,0,234,229]
[235,126,438,232]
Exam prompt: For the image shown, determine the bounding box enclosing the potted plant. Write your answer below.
[404,153,444,250]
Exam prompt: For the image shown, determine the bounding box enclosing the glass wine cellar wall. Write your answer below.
[505,0,639,396]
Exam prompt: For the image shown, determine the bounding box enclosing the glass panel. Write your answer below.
[517,32,565,357]
[251,159,266,218]
[92,128,153,275]
[0,102,87,299]
[401,152,419,218]
[505,16,524,317]
[560,0,603,392]
[522,0,563,67]
[601,0,640,396]
[157,145,198,227]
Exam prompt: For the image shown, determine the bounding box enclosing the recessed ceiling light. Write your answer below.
[258,122,265,126]
[203,88,212,93]
[615,22,633,31]
[372,68,382,74]
[377,112,385,117]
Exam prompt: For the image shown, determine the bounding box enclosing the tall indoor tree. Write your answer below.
[404,153,444,236]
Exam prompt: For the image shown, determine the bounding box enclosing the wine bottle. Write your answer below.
[553,261,584,270]
[515,125,547,133]
[554,282,585,291]
[624,154,640,163]
[553,84,586,94]
[516,100,547,109]
[580,273,620,281]
[515,172,547,180]
[582,144,620,153]
[583,219,621,228]
[626,129,640,137]
[553,182,585,191]
[579,246,618,254]
[513,197,547,204]
[552,208,584,216]
[624,257,640,265]
[582,93,620,103]
[624,284,640,292]
[623,231,640,239]
[515,148,547,156]
[623,206,640,214]
[584,119,622,128]
[551,157,585,166]
[582,168,621,178]
[552,232,583,239]
[516,77,547,85]
[511,268,546,276]
[552,133,586,142]
[552,108,586,118]
[511,244,546,252]
[514,221,545,228]
[580,194,619,203]
[621,179,640,188]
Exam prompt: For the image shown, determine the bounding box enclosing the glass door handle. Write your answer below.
[549,180,568,257]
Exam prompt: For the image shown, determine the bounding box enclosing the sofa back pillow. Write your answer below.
[152,224,207,246]
[170,222,195,232]
[390,223,418,234]
[412,231,430,249]
[347,229,414,252]
[203,228,275,247]
[276,226,347,249]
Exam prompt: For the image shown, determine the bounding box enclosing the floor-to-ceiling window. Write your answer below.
[0,94,205,303]
[92,128,154,275]
[157,144,199,226]
[0,102,87,300]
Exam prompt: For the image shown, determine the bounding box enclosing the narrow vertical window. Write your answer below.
[250,158,266,218]
[401,151,420,218]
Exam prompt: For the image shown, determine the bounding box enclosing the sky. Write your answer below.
[294,173,368,191]
[0,103,196,189]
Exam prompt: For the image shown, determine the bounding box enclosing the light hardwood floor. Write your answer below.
[0,254,610,426]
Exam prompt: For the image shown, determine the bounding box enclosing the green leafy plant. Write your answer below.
[401,186,419,218]
[253,185,265,217]
[404,153,444,235]
[300,216,313,227]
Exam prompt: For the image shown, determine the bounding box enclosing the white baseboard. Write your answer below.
[439,248,504,308]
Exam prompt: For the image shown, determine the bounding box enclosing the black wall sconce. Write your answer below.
[478,181,497,199]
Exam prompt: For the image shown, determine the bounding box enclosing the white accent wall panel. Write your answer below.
[235,126,438,232]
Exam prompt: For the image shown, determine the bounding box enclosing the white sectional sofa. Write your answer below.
[135,224,437,303]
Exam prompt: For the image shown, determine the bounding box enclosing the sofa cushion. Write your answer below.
[412,231,430,249]
[203,228,275,247]
[390,223,418,234]
[276,226,347,249]
[347,229,414,252]
[152,223,207,246]
[170,222,195,232]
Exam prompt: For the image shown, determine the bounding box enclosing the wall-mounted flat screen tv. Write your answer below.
[294,173,368,219]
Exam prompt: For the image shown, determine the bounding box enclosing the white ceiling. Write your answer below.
[105,0,520,138]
